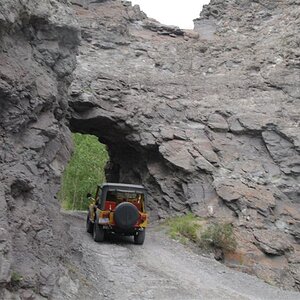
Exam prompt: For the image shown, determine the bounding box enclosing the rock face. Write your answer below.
[69,0,300,290]
[0,0,79,297]
[0,0,299,296]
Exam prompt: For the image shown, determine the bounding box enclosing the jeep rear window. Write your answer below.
[106,191,144,202]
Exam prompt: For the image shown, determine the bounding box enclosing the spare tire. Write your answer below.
[114,202,139,230]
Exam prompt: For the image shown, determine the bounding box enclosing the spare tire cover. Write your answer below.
[114,202,139,230]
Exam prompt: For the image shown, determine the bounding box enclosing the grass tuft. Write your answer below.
[166,213,201,243]
[166,215,237,254]
[11,271,23,285]
[200,223,237,252]
[8,271,23,290]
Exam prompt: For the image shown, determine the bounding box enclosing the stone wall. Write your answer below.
[0,0,79,297]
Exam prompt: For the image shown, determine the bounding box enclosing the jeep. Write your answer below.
[86,183,148,245]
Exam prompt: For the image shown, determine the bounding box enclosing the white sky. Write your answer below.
[131,0,211,29]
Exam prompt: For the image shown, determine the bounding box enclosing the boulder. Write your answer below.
[253,229,294,256]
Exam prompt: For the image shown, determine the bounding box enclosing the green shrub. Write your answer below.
[167,213,201,243]
[200,223,237,252]
[10,271,23,288]
[59,133,109,210]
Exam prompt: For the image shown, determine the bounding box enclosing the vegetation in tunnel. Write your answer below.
[59,133,109,210]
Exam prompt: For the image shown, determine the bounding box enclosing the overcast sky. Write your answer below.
[131,0,210,29]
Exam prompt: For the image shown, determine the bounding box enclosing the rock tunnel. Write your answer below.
[68,105,218,220]
[69,111,164,217]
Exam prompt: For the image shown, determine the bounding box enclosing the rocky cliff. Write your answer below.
[70,0,300,290]
[0,0,299,297]
[0,0,79,298]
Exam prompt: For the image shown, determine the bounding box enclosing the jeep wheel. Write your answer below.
[134,230,145,245]
[86,212,94,234]
[93,221,104,242]
[114,202,139,230]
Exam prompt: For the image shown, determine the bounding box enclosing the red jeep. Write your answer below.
[86,183,148,245]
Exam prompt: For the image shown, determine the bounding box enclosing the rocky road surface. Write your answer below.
[56,212,300,300]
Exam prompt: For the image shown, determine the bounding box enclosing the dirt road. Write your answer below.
[56,212,300,300]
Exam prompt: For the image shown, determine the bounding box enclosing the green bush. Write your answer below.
[9,271,23,289]
[200,223,237,252]
[167,213,201,243]
[59,133,109,210]
[166,214,237,254]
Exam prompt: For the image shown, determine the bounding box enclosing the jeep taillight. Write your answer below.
[100,211,110,218]
[140,214,147,221]
[98,211,110,225]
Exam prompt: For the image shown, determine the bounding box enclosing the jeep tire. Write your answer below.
[93,220,104,242]
[134,229,145,245]
[86,212,94,234]
[114,202,139,230]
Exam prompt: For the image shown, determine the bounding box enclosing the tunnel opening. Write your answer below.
[68,112,173,219]
[67,109,218,220]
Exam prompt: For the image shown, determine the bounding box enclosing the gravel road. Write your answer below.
[57,212,300,300]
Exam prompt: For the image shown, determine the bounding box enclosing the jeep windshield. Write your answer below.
[106,190,144,202]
